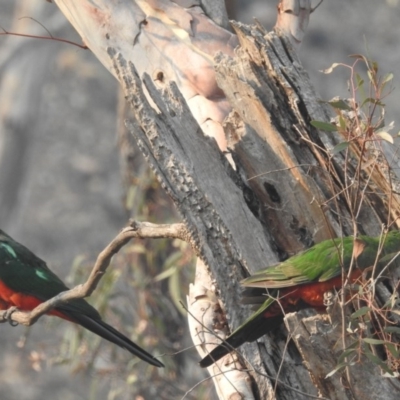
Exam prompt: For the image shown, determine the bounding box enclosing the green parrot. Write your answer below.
[0,230,163,368]
[200,230,400,368]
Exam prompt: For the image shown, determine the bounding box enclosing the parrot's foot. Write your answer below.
[324,290,342,326]
[1,306,19,326]
[323,290,336,307]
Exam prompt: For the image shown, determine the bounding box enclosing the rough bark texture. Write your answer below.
[285,312,399,400]
[218,22,386,245]
[53,1,400,399]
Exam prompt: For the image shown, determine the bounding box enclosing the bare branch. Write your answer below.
[0,220,189,326]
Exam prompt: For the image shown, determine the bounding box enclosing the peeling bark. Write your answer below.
[54,0,237,149]
[187,259,255,400]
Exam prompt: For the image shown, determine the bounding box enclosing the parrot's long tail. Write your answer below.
[199,294,282,368]
[71,312,164,368]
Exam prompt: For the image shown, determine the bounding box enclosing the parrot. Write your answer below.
[0,230,163,368]
[200,231,400,368]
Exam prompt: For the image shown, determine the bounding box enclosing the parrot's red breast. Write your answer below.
[261,270,363,318]
[0,279,71,320]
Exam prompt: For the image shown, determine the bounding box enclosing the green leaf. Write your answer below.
[337,341,359,365]
[163,250,183,268]
[363,338,385,345]
[367,70,374,84]
[125,185,137,210]
[360,97,385,108]
[364,349,383,364]
[337,348,356,365]
[355,73,365,90]
[339,115,347,130]
[384,326,400,334]
[374,119,386,131]
[328,99,352,111]
[376,131,394,144]
[325,364,345,378]
[364,348,394,375]
[332,142,350,154]
[356,74,367,100]
[311,120,338,132]
[153,266,177,282]
[386,343,400,359]
[351,306,371,319]
[360,98,372,108]
[169,264,184,314]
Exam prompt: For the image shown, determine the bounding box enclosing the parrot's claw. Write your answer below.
[324,290,343,326]
[323,290,336,307]
[2,306,19,326]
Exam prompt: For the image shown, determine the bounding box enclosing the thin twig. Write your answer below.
[0,26,88,49]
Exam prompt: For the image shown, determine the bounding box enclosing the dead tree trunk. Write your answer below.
[54,1,400,399]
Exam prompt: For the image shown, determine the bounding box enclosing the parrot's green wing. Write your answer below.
[243,231,400,289]
[242,236,354,288]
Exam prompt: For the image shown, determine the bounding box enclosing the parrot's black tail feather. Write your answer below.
[71,313,164,368]
[199,315,282,368]
[241,287,273,309]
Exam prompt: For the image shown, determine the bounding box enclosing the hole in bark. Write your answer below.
[243,185,260,218]
[156,71,164,81]
[263,182,281,203]
[274,241,288,261]
[153,70,165,85]
[290,216,313,247]
[105,33,110,40]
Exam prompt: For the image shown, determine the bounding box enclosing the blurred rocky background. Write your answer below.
[0,0,399,399]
